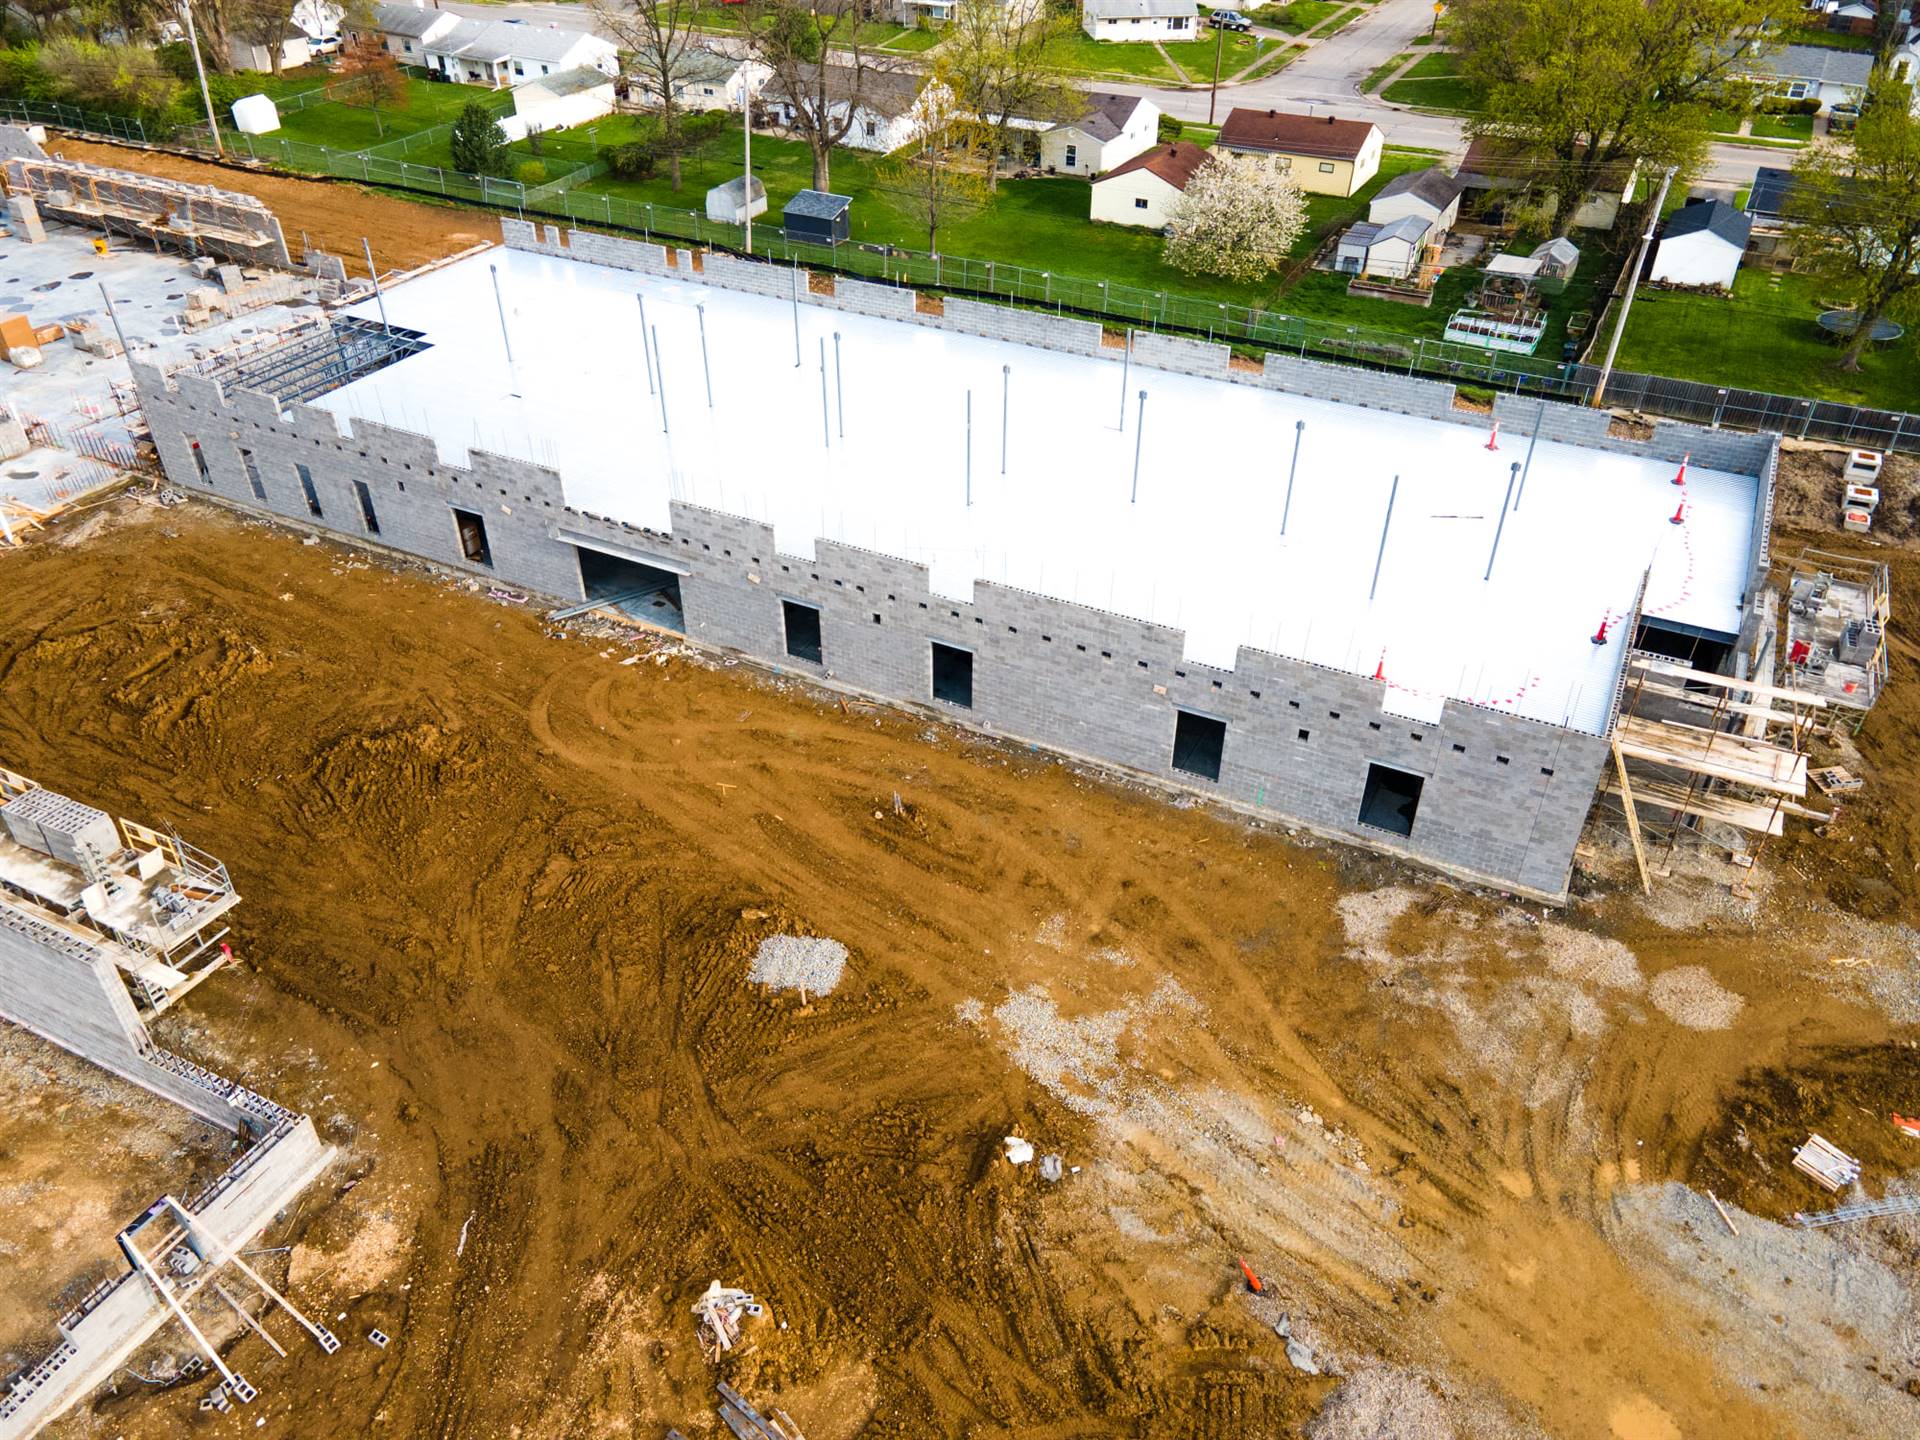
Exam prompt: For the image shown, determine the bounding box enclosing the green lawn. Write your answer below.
[1750,112,1814,142]
[1616,269,1919,409]
[1704,109,1746,135]
[1041,31,1184,82]
[1160,30,1282,81]
[1263,0,1342,32]
[1311,3,1363,35]
[1380,55,1480,113]
[260,76,504,153]
[1781,25,1876,50]
[1363,50,1416,92]
[1240,45,1299,81]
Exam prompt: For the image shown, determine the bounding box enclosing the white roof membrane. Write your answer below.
[316,247,1760,735]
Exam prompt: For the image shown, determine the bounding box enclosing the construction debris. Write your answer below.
[1791,1134,1862,1192]
[716,1381,810,1440]
[1892,1114,1920,1139]
[1793,1193,1920,1229]
[748,935,848,998]
[1810,766,1864,796]
[1039,1153,1064,1182]
[691,1280,761,1362]
[1003,1135,1034,1166]
[1706,1190,1739,1237]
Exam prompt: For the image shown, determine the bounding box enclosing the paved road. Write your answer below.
[435,0,1771,187]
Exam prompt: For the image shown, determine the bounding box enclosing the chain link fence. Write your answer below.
[6,98,1916,455]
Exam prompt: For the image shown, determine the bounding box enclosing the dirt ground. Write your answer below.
[44,139,497,273]
[0,490,1915,1440]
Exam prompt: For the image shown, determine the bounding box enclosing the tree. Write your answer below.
[1162,153,1305,283]
[936,0,1073,191]
[876,82,991,251]
[1453,0,1801,235]
[42,37,184,118]
[747,0,890,191]
[450,100,511,176]
[1785,76,1920,371]
[227,0,298,76]
[591,0,703,193]
[335,33,408,138]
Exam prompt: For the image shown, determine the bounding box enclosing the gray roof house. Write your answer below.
[1367,166,1465,232]
[1734,43,1873,111]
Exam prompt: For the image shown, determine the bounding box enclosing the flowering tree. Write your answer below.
[1162,154,1306,283]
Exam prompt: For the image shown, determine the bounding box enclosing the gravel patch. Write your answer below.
[748,935,848,996]
[1308,1366,1455,1440]
[1336,887,1422,965]
[1648,966,1744,1030]
[1539,926,1643,992]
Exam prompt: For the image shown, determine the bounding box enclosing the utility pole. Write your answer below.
[1593,165,1675,410]
[1208,22,1226,127]
[181,1,223,157]
[742,86,753,256]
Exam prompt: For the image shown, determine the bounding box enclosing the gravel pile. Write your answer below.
[1307,1366,1455,1440]
[748,935,848,996]
[1648,965,1744,1030]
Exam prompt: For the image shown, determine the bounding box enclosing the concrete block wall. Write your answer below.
[1131,331,1230,379]
[702,252,806,299]
[565,228,671,275]
[818,276,918,322]
[0,905,243,1130]
[135,359,589,604]
[937,297,1105,355]
[1258,351,1463,421]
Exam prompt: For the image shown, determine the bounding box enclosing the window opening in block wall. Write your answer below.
[451,507,493,568]
[782,599,823,663]
[931,641,973,708]
[294,463,323,518]
[353,480,380,536]
[1359,764,1424,837]
[1172,711,1226,783]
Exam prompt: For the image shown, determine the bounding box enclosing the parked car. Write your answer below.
[1209,9,1253,30]
[308,34,341,55]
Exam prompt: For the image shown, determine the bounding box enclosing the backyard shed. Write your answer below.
[708,175,769,225]
[784,190,852,245]
[1367,167,1463,235]
[1530,236,1580,282]
[1335,215,1430,280]
[1650,199,1751,289]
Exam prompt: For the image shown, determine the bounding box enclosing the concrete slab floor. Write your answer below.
[1,220,320,512]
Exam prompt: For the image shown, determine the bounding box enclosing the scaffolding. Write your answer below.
[1601,653,1830,890]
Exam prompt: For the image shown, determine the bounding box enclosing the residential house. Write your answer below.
[1456,137,1641,229]
[291,0,342,42]
[1367,166,1463,235]
[1081,0,1199,43]
[1089,141,1209,227]
[763,65,935,153]
[1040,92,1161,177]
[895,0,1043,22]
[1650,198,1752,289]
[423,20,618,89]
[228,25,312,73]
[1334,215,1431,280]
[1732,43,1872,113]
[357,2,462,65]
[504,66,617,142]
[1214,109,1383,197]
[628,49,772,114]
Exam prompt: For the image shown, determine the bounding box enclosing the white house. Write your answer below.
[1367,166,1463,235]
[1335,215,1431,281]
[424,19,618,89]
[764,65,935,153]
[630,48,773,114]
[1732,43,1872,113]
[291,0,342,42]
[893,0,1044,22]
[1040,91,1160,177]
[359,1,462,64]
[228,25,312,73]
[1081,0,1199,43]
[504,66,617,142]
[1090,141,1209,228]
[1650,198,1752,289]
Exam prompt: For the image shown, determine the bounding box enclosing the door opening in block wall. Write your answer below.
[783,600,823,663]
[1359,763,1424,837]
[931,641,973,708]
[1172,710,1226,782]
[577,547,686,633]
[451,507,493,567]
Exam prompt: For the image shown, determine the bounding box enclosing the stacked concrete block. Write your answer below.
[566,230,671,275]
[1260,351,1460,421]
[702,253,807,299]
[1131,331,1230,379]
[4,192,45,243]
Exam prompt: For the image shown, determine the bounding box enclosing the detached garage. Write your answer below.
[1650,199,1751,290]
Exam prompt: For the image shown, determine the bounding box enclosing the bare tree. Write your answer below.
[937,0,1072,191]
[591,0,704,193]
[335,33,409,138]
[747,0,890,192]
[876,81,991,251]
[227,0,299,75]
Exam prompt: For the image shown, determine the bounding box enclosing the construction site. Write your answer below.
[2,131,1918,1440]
